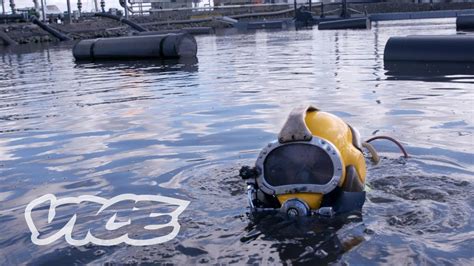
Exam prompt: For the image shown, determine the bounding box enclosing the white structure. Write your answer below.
[45,5,61,14]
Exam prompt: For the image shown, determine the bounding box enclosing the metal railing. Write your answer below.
[127,0,374,17]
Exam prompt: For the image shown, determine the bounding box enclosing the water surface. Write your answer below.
[0,18,473,264]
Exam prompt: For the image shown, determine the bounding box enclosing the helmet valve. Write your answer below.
[280,199,310,217]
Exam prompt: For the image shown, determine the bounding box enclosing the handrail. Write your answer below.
[144,1,379,13]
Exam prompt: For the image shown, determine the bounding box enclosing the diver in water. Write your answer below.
[240,105,407,217]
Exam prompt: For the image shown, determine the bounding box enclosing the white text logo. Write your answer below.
[24,194,190,246]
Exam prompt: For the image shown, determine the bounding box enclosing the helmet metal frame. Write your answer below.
[254,136,344,196]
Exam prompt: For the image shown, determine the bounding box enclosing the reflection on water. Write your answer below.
[0,18,473,264]
[385,61,474,82]
[74,58,199,74]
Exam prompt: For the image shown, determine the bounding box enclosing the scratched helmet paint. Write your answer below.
[242,106,367,217]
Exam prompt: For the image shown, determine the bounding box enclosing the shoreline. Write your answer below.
[1,2,474,45]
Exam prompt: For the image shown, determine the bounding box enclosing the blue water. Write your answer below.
[0,18,473,264]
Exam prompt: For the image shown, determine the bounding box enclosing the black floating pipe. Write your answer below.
[385,61,474,78]
[318,17,370,30]
[137,29,182,36]
[137,27,214,36]
[456,15,474,31]
[31,16,72,41]
[0,30,18,46]
[0,14,25,21]
[94,12,147,32]
[73,34,197,61]
[384,35,474,62]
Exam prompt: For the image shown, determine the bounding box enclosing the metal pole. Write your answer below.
[321,2,324,18]
[94,0,98,12]
[308,0,311,13]
[341,0,348,18]
[66,0,72,23]
[100,0,105,12]
[293,0,296,14]
[77,0,82,16]
[32,0,39,11]
[1,0,5,15]
[124,0,128,19]
[41,0,45,22]
[9,0,15,14]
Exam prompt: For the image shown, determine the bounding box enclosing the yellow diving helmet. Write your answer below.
[240,105,367,217]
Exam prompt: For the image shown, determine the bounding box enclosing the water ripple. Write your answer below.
[0,18,473,264]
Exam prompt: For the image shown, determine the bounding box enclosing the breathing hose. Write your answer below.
[363,135,409,164]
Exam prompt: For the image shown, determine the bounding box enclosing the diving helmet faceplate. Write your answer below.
[243,105,367,217]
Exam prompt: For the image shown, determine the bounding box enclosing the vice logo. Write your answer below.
[25,194,190,246]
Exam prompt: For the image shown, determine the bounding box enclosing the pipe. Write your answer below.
[384,61,474,78]
[117,0,132,15]
[137,27,214,36]
[123,0,129,19]
[384,35,474,62]
[181,27,214,35]
[246,21,284,30]
[0,30,17,45]
[94,12,147,32]
[0,14,24,20]
[365,136,408,159]
[216,16,238,25]
[137,29,182,36]
[31,16,72,41]
[73,34,197,61]
[318,17,370,30]
[456,15,474,31]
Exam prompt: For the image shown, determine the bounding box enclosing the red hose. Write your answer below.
[365,135,409,158]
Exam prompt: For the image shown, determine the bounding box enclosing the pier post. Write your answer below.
[66,0,72,23]
[40,0,45,21]
[341,0,348,18]
[32,0,39,11]
[124,0,129,19]
[9,0,15,14]
[77,0,82,16]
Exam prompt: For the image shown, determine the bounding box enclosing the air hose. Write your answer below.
[362,135,409,164]
[362,142,380,164]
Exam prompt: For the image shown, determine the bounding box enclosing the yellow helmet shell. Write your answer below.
[305,110,366,186]
[276,109,366,210]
